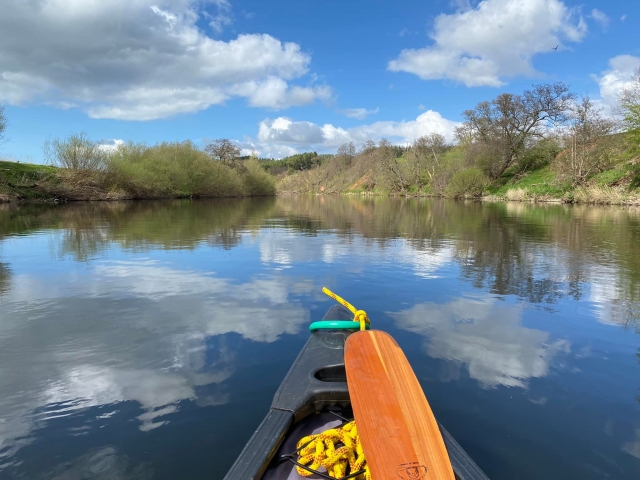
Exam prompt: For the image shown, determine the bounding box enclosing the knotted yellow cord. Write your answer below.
[295,421,371,480]
[322,287,370,331]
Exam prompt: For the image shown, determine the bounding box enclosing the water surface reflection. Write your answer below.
[0,197,638,479]
[390,297,570,388]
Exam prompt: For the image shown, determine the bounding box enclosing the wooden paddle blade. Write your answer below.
[345,330,454,480]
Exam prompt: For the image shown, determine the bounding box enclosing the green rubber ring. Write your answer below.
[309,320,370,332]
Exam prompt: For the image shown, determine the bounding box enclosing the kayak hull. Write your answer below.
[224,305,489,480]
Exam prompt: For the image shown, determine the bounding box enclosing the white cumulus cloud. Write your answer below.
[0,0,330,120]
[248,110,460,157]
[350,110,460,143]
[257,117,350,146]
[388,0,587,87]
[97,139,125,153]
[594,54,640,110]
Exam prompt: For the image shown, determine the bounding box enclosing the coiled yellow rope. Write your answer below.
[322,287,370,331]
[295,421,371,480]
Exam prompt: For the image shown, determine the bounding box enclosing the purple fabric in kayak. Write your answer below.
[262,413,343,480]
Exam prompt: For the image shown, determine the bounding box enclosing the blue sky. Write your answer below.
[1,0,639,161]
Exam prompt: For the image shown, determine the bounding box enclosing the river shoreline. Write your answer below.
[4,189,640,206]
[276,190,640,206]
[0,192,278,204]
[3,158,638,206]
[0,191,265,204]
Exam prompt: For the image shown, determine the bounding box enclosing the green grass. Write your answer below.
[487,167,571,198]
[0,160,59,199]
[591,166,629,187]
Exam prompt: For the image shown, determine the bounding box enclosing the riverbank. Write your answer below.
[277,190,640,206]
[4,154,640,206]
[0,160,61,202]
[0,145,276,202]
[276,157,640,206]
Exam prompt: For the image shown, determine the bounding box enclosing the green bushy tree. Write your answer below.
[445,167,488,198]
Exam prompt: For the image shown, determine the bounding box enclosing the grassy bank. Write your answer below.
[275,144,640,206]
[483,156,640,205]
[0,141,276,202]
[278,166,640,206]
[0,160,59,202]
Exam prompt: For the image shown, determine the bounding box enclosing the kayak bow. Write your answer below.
[223,290,488,480]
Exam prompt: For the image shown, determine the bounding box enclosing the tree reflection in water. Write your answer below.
[0,262,10,295]
[1,197,638,328]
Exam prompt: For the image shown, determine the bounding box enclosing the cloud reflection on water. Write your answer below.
[390,296,570,388]
[259,230,454,279]
[623,429,640,459]
[0,260,313,467]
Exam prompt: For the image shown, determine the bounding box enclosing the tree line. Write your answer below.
[279,70,640,197]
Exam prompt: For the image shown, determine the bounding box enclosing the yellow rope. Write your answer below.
[295,421,371,480]
[322,287,370,331]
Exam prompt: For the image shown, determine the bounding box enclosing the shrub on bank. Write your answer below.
[505,187,530,201]
[106,141,275,198]
[243,158,277,196]
[631,162,640,190]
[43,133,107,171]
[34,133,277,199]
[444,167,488,198]
[107,141,247,198]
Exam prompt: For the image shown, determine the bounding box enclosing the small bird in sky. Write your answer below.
[553,45,558,50]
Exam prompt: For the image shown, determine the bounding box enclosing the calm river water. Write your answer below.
[0,197,639,479]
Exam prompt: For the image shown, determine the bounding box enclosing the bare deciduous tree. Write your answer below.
[205,139,240,165]
[359,140,376,154]
[555,96,617,185]
[43,133,106,170]
[458,82,575,178]
[375,139,408,193]
[406,133,447,187]
[337,142,356,159]
[335,141,356,170]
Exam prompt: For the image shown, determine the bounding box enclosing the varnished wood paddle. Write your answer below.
[345,330,455,480]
